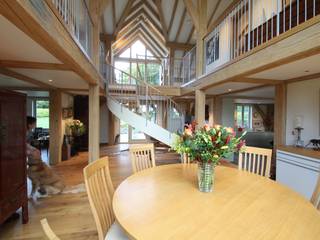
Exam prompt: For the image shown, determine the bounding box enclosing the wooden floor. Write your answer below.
[0,144,236,239]
[0,144,183,239]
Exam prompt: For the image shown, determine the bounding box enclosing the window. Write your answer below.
[114,40,162,85]
[35,100,49,129]
[235,104,252,129]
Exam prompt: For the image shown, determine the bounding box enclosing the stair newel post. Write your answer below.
[120,71,123,112]
[146,84,148,126]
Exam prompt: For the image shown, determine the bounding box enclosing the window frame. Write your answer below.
[234,104,253,129]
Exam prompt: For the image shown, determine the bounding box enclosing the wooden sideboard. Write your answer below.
[276,145,320,200]
[0,90,28,224]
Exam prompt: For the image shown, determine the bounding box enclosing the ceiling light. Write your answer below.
[48,79,53,82]
[228,89,232,92]
[304,70,310,73]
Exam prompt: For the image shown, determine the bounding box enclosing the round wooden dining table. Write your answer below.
[113,164,320,240]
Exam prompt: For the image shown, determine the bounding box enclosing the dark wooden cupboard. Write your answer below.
[0,90,28,224]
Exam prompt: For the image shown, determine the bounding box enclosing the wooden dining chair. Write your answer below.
[129,143,156,173]
[311,172,320,210]
[83,157,128,240]
[238,146,272,178]
[40,218,60,240]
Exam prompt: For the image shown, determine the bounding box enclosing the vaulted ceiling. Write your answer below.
[102,0,234,57]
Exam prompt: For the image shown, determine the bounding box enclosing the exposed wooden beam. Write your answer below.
[175,8,187,42]
[190,17,320,92]
[121,8,163,38]
[168,0,178,35]
[100,33,115,42]
[286,72,320,83]
[166,42,194,51]
[207,0,239,36]
[1,0,102,85]
[0,68,54,89]
[143,0,160,21]
[114,0,134,36]
[217,84,270,97]
[111,0,116,31]
[232,78,284,85]
[207,0,222,28]
[155,0,169,41]
[0,60,70,71]
[183,0,199,31]
[114,21,167,56]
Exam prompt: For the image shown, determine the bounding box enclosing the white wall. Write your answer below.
[252,0,278,29]
[100,105,109,144]
[221,98,235,128]
[26,98,33,116]
[286,79,320,146]
[205,19,231,74]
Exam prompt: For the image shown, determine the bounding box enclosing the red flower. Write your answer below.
[237,140,245,150]
[225,135,231,144]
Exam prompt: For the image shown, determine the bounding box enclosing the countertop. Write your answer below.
[278,145,320,160]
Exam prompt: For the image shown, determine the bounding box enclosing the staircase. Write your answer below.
[104,64,184,147]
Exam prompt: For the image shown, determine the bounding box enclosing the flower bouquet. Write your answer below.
[65,119,86,137]
[174,122,246,192]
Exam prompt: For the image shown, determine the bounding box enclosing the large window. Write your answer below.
[35,100,49,129]
[235,104,252,129]
[115,40,162,85]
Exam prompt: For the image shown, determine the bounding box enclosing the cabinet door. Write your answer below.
[0,92,26,199]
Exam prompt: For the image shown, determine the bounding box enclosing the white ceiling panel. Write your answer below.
[229,86,275,98]
[0,15,60,63]
[205,82,261,95]
[0,74,38,88]
[249,54,320,80]
[8,69,88,90]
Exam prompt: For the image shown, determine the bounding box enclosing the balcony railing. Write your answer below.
[51,0,93,57]
[202,0,320,76]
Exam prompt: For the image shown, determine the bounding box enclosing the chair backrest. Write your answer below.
[129,143,155,173]
[40,218,60,240]
[83,157,115,240]
[311,172,320,210]
[181,153,191,164]
[238,146,272,178]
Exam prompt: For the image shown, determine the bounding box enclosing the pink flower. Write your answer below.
[214,124,221,130]
[226,127,234,134]
[184,128,193,136]
[204,124,210,132]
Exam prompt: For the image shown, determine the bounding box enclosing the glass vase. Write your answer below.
[197,162,215,192]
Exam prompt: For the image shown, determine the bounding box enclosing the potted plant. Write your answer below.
[174,122,246,192]
[65,119,86,155]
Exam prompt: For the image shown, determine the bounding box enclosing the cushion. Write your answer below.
[105,222,129,240]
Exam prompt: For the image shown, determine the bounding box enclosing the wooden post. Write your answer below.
[49,90,62,165]
[196,0,207,77]
[274,83,287,147]
[169,48,175,85]
[213,96,222,125]
[195,89,206,126]
[89,84,100,162]
[273,83,287,179]
[208,98,214,126]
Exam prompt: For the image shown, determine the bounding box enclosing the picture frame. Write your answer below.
[62,107,73,119]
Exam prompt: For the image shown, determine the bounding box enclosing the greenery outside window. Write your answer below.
[35,100,49,129]
[235,104,252,129]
